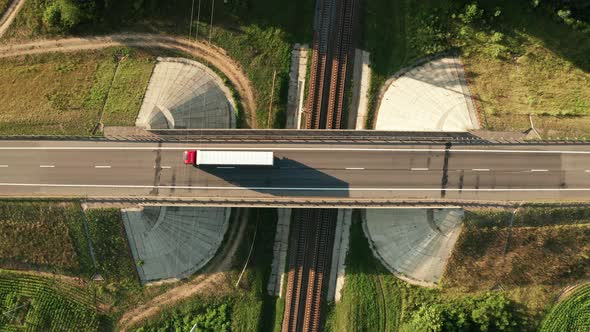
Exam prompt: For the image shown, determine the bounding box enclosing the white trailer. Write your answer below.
[195,150,274,166]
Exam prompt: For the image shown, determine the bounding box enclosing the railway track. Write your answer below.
[282,209,337,332]
[282,0,359,330]
[305,0,358,129]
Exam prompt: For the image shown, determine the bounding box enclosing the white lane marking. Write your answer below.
[39,165,54,168]
[345,167,365,170]
[153,166,172,169]
[411,168,429,171]
[94,165,111,169]
[530,169,549,172]
[472,169,490,172]
[0,183,589,191]
[0,165,7,168]
[217,167,235,169]
[586,170,590,173]
[0,146,590,154]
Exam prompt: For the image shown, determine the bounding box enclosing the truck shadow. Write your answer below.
[197,157,350,198]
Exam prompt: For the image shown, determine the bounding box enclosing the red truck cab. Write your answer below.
[183,150,196,165]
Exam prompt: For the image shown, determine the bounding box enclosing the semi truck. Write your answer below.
[183,150,274,166]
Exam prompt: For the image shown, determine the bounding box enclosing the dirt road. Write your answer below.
[0,0,25,38]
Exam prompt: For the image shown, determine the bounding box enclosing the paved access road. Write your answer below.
[0,140,589,202]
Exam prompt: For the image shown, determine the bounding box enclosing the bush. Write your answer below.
[43,0,83,32]
[401,292,519,332]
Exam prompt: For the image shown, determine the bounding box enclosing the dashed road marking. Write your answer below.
[0,165,7,168]
[411,168,429,171]
[95,165,111,169]
[39,165,55,168]
[0,182,588,192]
[472,169,490,172]
[345,167,365,170]
[531,169,549,172]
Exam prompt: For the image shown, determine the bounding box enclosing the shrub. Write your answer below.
[401,292,519,332]
[43,0,84,32]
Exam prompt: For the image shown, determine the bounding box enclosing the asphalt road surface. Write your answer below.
[0,140,589,202]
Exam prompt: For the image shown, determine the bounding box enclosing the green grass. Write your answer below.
[363,0,590,137]
[132,300,231,332]
[541,283,590,332]
[101,49,155,126]
[85,208,142,311]
[0,269,107,331]
[325,212,407,332]
[0,201,93,276]
[462,1,590,137]
[85,208,138,282]
[0,48,155,135]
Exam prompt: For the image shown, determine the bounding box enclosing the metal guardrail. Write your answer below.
[0,130,587,145]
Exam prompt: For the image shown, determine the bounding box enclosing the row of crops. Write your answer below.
[541,283,590,331]
[0,271,103,331]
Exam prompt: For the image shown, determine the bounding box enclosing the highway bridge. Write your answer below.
[0,137,589,206]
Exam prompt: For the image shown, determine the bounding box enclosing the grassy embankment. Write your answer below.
[4,0,316,129]
[0,48,154,135]
[363,0,590,137]
[0,201,93,276]
[326,207,590,331]
[444,206,590,328]
[131,208,280,331]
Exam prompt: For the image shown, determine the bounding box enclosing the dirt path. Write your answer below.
[117,208,249,331]
[0,0,25,38]
[1,268,86,285]
[0,33,257,127]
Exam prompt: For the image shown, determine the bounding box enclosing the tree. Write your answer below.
[42,0,86,32]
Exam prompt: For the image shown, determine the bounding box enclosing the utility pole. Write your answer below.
[208,0,215,44]
[195,0,202,40]
[188,0,195,42]
[268,70,277,127]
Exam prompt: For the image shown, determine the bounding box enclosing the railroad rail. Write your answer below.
[282,209,337,332]
[305,0,358,129]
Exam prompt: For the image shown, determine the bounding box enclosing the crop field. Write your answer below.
[0,270,104,331]
[541,283,590,332]
[0,201,93,276]
[0,48,155,135]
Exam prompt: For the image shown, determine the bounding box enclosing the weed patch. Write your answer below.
[0,201,93,276]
